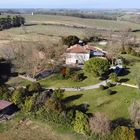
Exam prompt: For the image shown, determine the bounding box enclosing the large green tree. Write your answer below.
[11,87,27,108]
[62,35,79,47]
[84,58,110,77]
[73,111,90,135]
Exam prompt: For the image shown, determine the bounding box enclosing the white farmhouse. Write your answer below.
[65,44,106,65]
[66,44,90,65]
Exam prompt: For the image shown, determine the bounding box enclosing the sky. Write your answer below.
[0,0,140,9]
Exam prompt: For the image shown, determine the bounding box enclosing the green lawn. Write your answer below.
[64,85,140,120]
[40,73,101,88]
[7,77,31,87]
[119,54,140,85]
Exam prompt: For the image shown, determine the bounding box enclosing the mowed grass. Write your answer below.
[40,73,101,88]
[119,54,140,85]
[64,85,140,120]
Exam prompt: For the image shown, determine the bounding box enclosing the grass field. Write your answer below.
[119,54,140,85]
[1,85,139,140]
[0,114,85,140]
[24,14,140,31]
[40,72,101,88]
[64,85,140,120]
[0,14,140,43]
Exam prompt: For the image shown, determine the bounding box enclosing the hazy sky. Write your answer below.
[0,0,140,9]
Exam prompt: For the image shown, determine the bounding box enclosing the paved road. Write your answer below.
[45,80,110,92]
[44,80,138,92]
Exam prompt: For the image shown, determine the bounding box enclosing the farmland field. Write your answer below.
[0,14,140,51]
[24,14,140,31]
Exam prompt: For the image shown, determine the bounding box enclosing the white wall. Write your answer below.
[66,53,90,65]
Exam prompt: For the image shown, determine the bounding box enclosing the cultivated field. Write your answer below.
[24,14,140,31]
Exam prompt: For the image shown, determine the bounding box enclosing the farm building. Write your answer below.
[65,44,107,65]
[0,100,17,116]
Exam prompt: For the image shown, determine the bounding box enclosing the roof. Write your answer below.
[93,51,105,56]
[0,100,13,110]
[66,44,107,54]
[66,44,89,54]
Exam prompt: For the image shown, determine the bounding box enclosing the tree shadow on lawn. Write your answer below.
[119,68,130,76]
[111,118,132,129]
[135,129,140,140]
[62,94,83,104]
[68,103,89,113]
[63,93,91,113]
[110,91,117,95]
[119,78,129,83]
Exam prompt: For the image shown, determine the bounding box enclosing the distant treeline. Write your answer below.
[36,11,118,20]
[0,15,25,31]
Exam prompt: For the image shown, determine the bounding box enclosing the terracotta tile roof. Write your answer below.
[66,44,107,54]
[66,44,89,54]
[0,100,13,110]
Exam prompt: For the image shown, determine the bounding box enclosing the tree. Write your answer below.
[0,85,11,100]
[52,89,64,102]
[109,73,119,82]
[72,73,85,82]
[62,35,79,47]
[22,96,35,113]
[111,126,135,140]
[73,111,90,135]
[89,112,111,135]
[120,46,126,54]
[11,87,27,108]
[84,58,110,77]
[126,46,132,54]
[27,82,42,93]
[0,15,25,30]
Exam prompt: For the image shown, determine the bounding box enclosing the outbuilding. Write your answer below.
[0,100,17,116]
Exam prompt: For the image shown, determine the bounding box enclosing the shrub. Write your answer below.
[89,112,111,136]
[99,85,106,90]
[62,35,79,47]
[107,89,113,95]
[11,87,27,108]
[52,88,64,101]
[45,98,64,113]
[120,46,126,54]
[72,73,85,82]
[22,96,35,113]
[107,82,113,87]
[35,107,72,128]
[109,73,118,82]
[111,126,135,140]
[61,67,73,79]
[73,111,90,135]
[27,82,42,93]
[0,85,11,100]
[84,58,110,77]
[126,47,133,54]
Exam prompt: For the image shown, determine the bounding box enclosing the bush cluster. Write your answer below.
[0,15,25,31]
[72,73,85,82]
[0,83,137,139]
[99,85,106,90]
[120,46,140,57]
